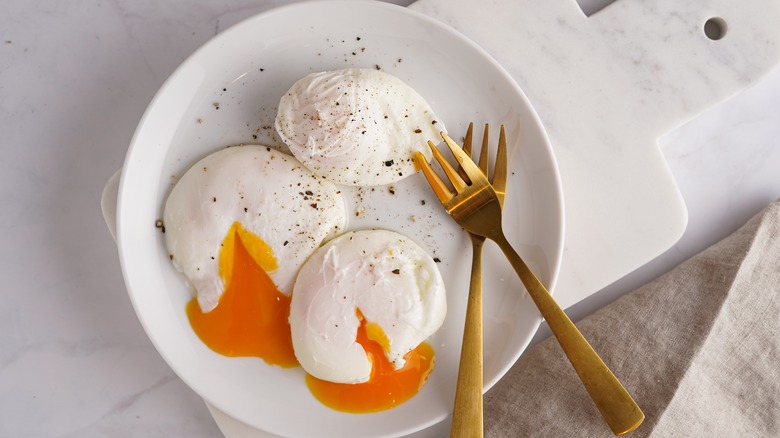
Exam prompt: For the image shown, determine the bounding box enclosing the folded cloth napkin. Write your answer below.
[484,200,780,437]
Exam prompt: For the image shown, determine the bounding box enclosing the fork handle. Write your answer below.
[489,230,644,436]
[450,235,485,438]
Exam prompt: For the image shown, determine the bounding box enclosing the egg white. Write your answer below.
[163,145,348,313]
[275,68,446,186]
[289,229,447,384]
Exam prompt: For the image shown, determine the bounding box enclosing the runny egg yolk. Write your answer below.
[186,221,297,367]
[186,222,435,410]
[305,310,435,413]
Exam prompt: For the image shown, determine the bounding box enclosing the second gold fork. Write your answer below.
[449,123,507,438]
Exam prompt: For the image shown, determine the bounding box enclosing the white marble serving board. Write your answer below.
[198,1,780,436]
[408,0,780,309]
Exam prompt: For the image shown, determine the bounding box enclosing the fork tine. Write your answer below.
[492,125,508,207]
[428,140,468,193]
[463,123,475,157]
[440,132,486,186]
[457,123,474,184]
[413,151,454,203]
[477,124,490,178]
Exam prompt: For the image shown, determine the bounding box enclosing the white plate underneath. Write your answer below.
[116,1,564,437]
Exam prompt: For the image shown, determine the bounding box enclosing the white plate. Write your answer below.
[116,1,564,437]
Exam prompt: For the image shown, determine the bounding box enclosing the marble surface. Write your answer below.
[410,0,780,311]
[2,0,780,437]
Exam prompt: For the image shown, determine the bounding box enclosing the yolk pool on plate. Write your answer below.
[184,222,435,410]
[305,310,435,413]
[186,222,297,367]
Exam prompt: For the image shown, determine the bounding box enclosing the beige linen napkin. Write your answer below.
[485,200,780,437]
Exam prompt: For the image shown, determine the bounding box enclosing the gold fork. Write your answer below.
[445,123,506,438]
[414,126,644,436]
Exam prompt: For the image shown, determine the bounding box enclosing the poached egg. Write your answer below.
[164,145,347,312]
[275,68,445,186]
[289,229,446,385]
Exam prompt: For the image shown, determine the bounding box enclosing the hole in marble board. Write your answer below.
[704,17,728,41]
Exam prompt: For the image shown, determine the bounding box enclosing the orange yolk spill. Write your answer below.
[184,222,436,411]
[305,310,435,413]
[186,222,297,368]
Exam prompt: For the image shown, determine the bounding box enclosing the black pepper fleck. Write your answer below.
[392,269,400,274]
[384,160,393,167]
[433,257,441,263]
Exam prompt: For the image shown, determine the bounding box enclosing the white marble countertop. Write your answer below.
[2,0,779,436]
